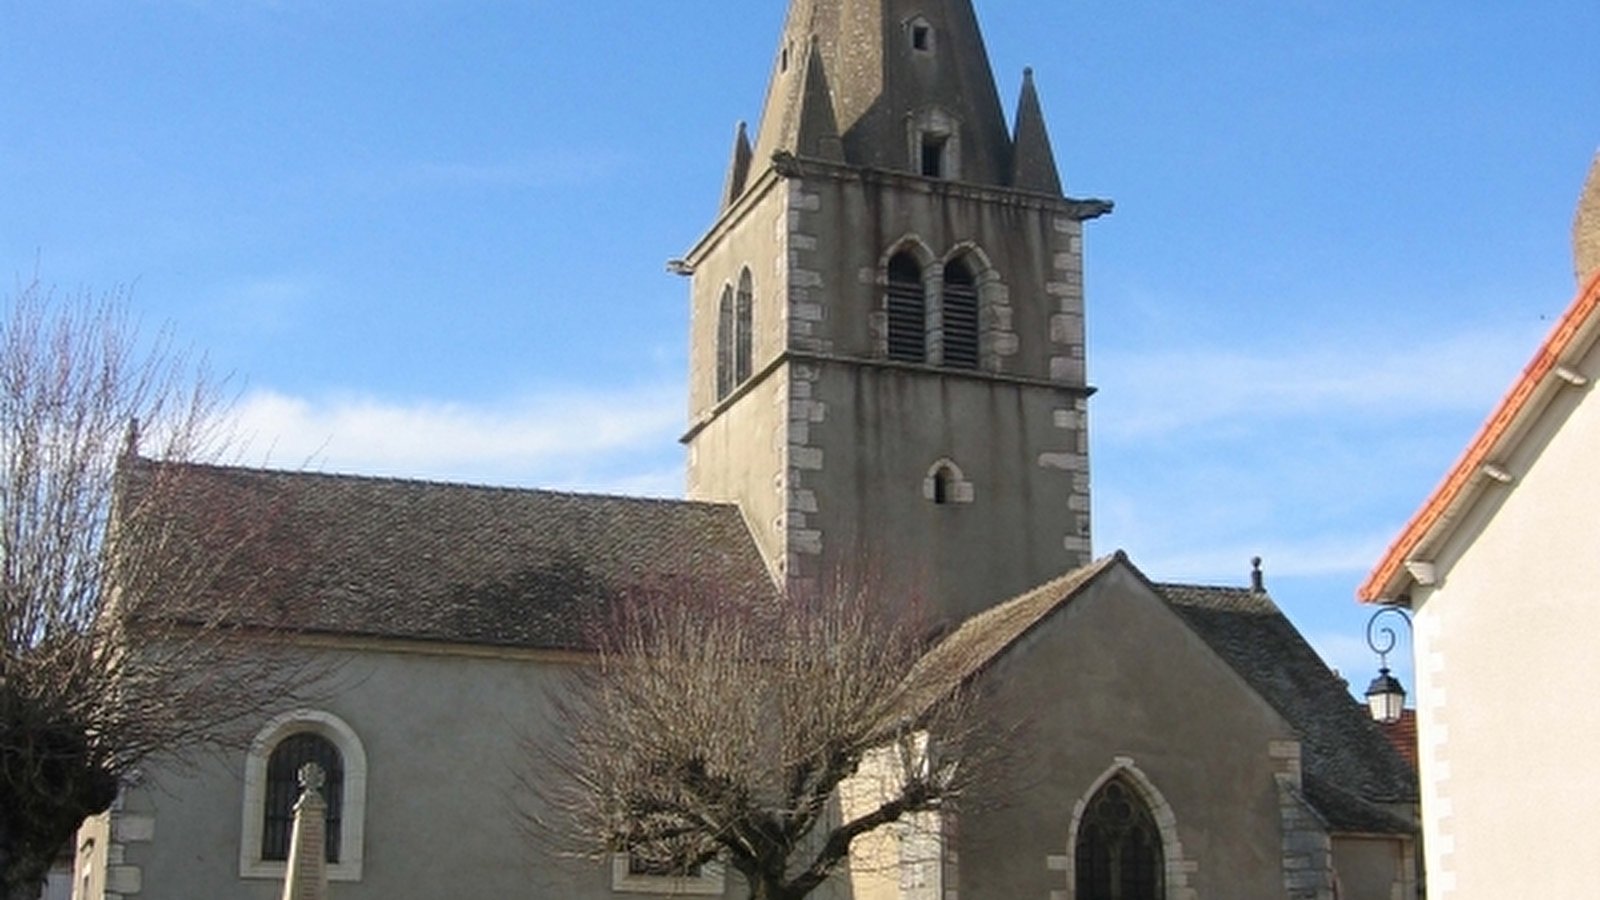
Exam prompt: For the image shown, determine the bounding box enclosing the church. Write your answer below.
[73,2,1416,899]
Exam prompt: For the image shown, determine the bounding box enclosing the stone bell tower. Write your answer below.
[680,0,1112,626]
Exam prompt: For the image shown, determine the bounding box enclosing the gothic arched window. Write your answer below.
[716,285,735,401]
[887,253,926,363]
[1075,777,1164,900]
[262,732,344,864]
[942,258,979,369]
[735,269,754,385]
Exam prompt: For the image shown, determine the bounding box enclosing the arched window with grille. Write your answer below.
[240,710,367,882]
[735,269,754,385]
[1075,776,1164,900]
[886,253,926,363]
[716,285,735,401]
[942,258,979,369]
[261,733,344,864]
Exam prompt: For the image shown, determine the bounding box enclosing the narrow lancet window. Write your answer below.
[886,253,926,363]
[943,259,979,369]
[921,134,948,178]
[716,286,735,400]
[735,269,754,385]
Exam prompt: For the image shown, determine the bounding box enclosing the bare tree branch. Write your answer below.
[530,576,984,900]
[0,280,323,900]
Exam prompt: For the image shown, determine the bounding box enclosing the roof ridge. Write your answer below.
[130,456,736,511]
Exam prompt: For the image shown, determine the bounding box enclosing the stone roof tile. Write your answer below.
[1158,582,1419,806]
[123,458,776,650]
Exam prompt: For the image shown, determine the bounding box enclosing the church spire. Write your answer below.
[1010,67,1063,196]
[721,122,754,209]
[1576,150,1600,286]
[750,0,1018,188]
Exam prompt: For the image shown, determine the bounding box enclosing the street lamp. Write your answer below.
[1364,607,1412,724]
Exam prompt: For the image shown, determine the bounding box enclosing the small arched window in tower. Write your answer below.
[1075,777,1164,900]
[943,258,980,369]
[886,253,926,363]
[921,133,949,178]
[907,16,935,54]
[715,285,736,401]
[735,269,754,385]
[262,732,344,864]
[923,459,972,505]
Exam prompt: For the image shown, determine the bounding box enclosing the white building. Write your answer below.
[1360,152,1600,898]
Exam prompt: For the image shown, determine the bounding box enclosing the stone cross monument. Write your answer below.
[279,763,330,900]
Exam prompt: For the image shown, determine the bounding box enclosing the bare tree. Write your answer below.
[534,578,981,900]
[0,280,315,900]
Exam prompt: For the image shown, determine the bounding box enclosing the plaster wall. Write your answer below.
[1331,836,1412,900]
[84,645,704,900]
[959,565,1297,900]
[685,369,788,576]
[1409,335,1600,898]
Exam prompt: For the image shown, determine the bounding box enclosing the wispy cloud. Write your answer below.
[1125,529,1396,584]
[229,383,684,495]
[1095,323,1543,441]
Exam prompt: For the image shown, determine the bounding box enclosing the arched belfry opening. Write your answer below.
[886,252,927,363]
[942,257,979,369]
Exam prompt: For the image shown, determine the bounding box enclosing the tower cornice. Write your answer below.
[685,151,1113,270]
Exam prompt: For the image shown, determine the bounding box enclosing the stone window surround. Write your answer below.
[240,709,368,883]
[924,458,975,505]
[907,107,961,181]
[1056,758,1197,900]
[875,238,1009,370]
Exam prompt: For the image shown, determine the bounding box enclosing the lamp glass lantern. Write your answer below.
[1364,606,1412,724]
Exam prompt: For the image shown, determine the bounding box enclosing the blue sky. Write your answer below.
[4,0,1597,695]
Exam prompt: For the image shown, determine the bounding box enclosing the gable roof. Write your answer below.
[894,553,1123,718]
[1159,582,1418,814]
[1361,269,1600,603]
[898,553,1415,829]
[121,458,776,651]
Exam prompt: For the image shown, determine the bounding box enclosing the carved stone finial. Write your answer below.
[1251,557,1266,593]
[297,762,326,793]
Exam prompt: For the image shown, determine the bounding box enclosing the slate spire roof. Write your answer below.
[1575,150,1600,286]
[1009,68,1063,195]
[746,0,1050,191]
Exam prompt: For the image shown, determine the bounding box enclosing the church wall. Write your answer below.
[1403,329,1600,900]
[959,564,1297,900]
[769,167,1091,620]
[685,176,791,422]
[791,170,1086,385]
[685,369,789,578]
[793,359,1088,623]
[92,645,616,900]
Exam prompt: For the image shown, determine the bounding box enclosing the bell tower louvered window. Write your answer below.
[1075,777,1164,900]
[886,253,926,363]
[262,733,344,864]
[943,259,979,369]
